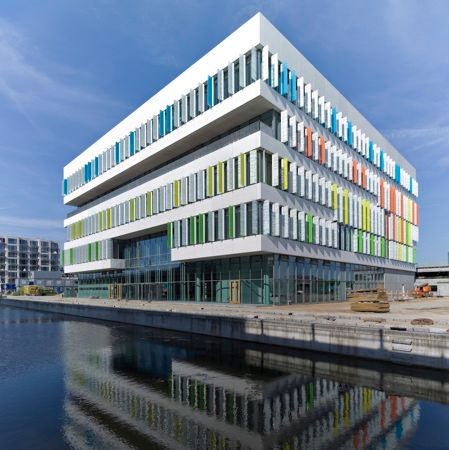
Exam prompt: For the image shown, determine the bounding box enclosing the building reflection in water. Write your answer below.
[62,322,420,449]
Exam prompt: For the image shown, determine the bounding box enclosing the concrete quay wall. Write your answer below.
[2,298,449,370]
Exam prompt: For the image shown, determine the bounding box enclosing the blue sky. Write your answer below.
[0,0,447,265]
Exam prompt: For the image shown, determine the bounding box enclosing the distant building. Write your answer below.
[416,266,449,296]
[15,270,77,294]
[62,13,418,304]
[0,235,60,291]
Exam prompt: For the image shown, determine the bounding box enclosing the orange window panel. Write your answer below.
[361,166,366,189]
[319,136,326,164]
[352,160,358,184]
[305,127,312,158]
[390,187,395,214]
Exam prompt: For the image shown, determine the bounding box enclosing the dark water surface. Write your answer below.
[1,306,449,450]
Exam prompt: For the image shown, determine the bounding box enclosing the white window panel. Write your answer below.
[272,203,280,236]
[263,200,270,235]
[217,69,224,101]
[305,170,312,200]
[312,173,319,203]
[262,45,269,81]
[297,121,305,153]
[250,47,257,81]
[312,132,319,161]
[166,184,173,210]
[311,90,318,119]
[271,53,279,88]
[280,110,288,143]
[290,162,297,194]
[305,83,311,114]
[289,116,297,148]
[272,153,279,187]
[198,170,206,200]
[297,76,304,108]
[208,211,215,242]
[281,206,289,238]
[298,166,305,197]
[251,200,259,235]
[249,150,258,184]
[318,96,325,124]
[298,211,305,241]
[218,209,225,240]
[325,101,331,128]
[181,177,188,205]
[290,209,298,240]
[227,157,235,191]
[181,95,188,123]
[342,116,347,142]
[313,216,319,244]
[240,203,247,237]
[188,173,197,203]
[319,177,325,205]
[198,83,205,113]
[228,62,235,95]
[239,54,246,88]
[189,89,196,119]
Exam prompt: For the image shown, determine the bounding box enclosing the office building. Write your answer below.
[62,13,419,303]
[0,235,60,291]
[416,266,449,297]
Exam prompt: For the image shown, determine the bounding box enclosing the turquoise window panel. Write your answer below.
[369,140,374,163]
[63,179,68,195]
[115,142,120,164]
[207,76,213,107]
[130,131,135,156]
[331,107,337,133]
[280,63,288,96]
[159,110,165,137]
[347,121,353,146]
[165,105,172,133]
[94,157,99,177]
[380,150,384,171]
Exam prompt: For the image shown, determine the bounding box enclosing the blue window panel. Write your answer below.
[84,164,87,183]
[63,179,68,195]
[290,70,297,102]
[88,162,92,181]
[347,122,353,146]
[280,63,288,96]
[159,110,165,137]
[369,141,374,163]
[331,107,337,134]
[207,76,213,107]
[130,131,135,156]
[380,150,384,171]
[115,142,120,164]
[165,106,172,133]
[94,157,99,177]
[409,177,413,192]
[395,163,400,182]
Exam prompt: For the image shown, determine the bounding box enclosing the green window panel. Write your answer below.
[88,243,92,262]
[198,214,205,244]
[189,216,197,245]
[96,241,99,260]
[281,158,289,190]
[370,234,374,256]
[366,203,371,232]
[70,248,74,265]
[130,198,135,222]
[146,192,152,216]
[228,206,235,239]
[98,212,103,232]
[343,190,348,225]
[207,166,214,197]
[331,184,337,210]
[166,223,172,248]
[107,208,112,229]
[174,180,180,207]
[358,230,363,253]
[406,245,409,262]
[306,213,313,244]
[217,162,224,194]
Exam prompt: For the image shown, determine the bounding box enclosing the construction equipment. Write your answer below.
[348,287,390,313]
[413,283,432,298]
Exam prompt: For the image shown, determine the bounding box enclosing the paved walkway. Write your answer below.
[4,295,449,331]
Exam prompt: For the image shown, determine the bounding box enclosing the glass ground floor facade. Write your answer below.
[76,232,386,304]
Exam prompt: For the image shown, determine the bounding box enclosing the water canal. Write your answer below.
[1,305,448,449]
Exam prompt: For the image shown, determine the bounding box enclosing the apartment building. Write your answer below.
[62,13,418,303]
[0,236,60,290]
